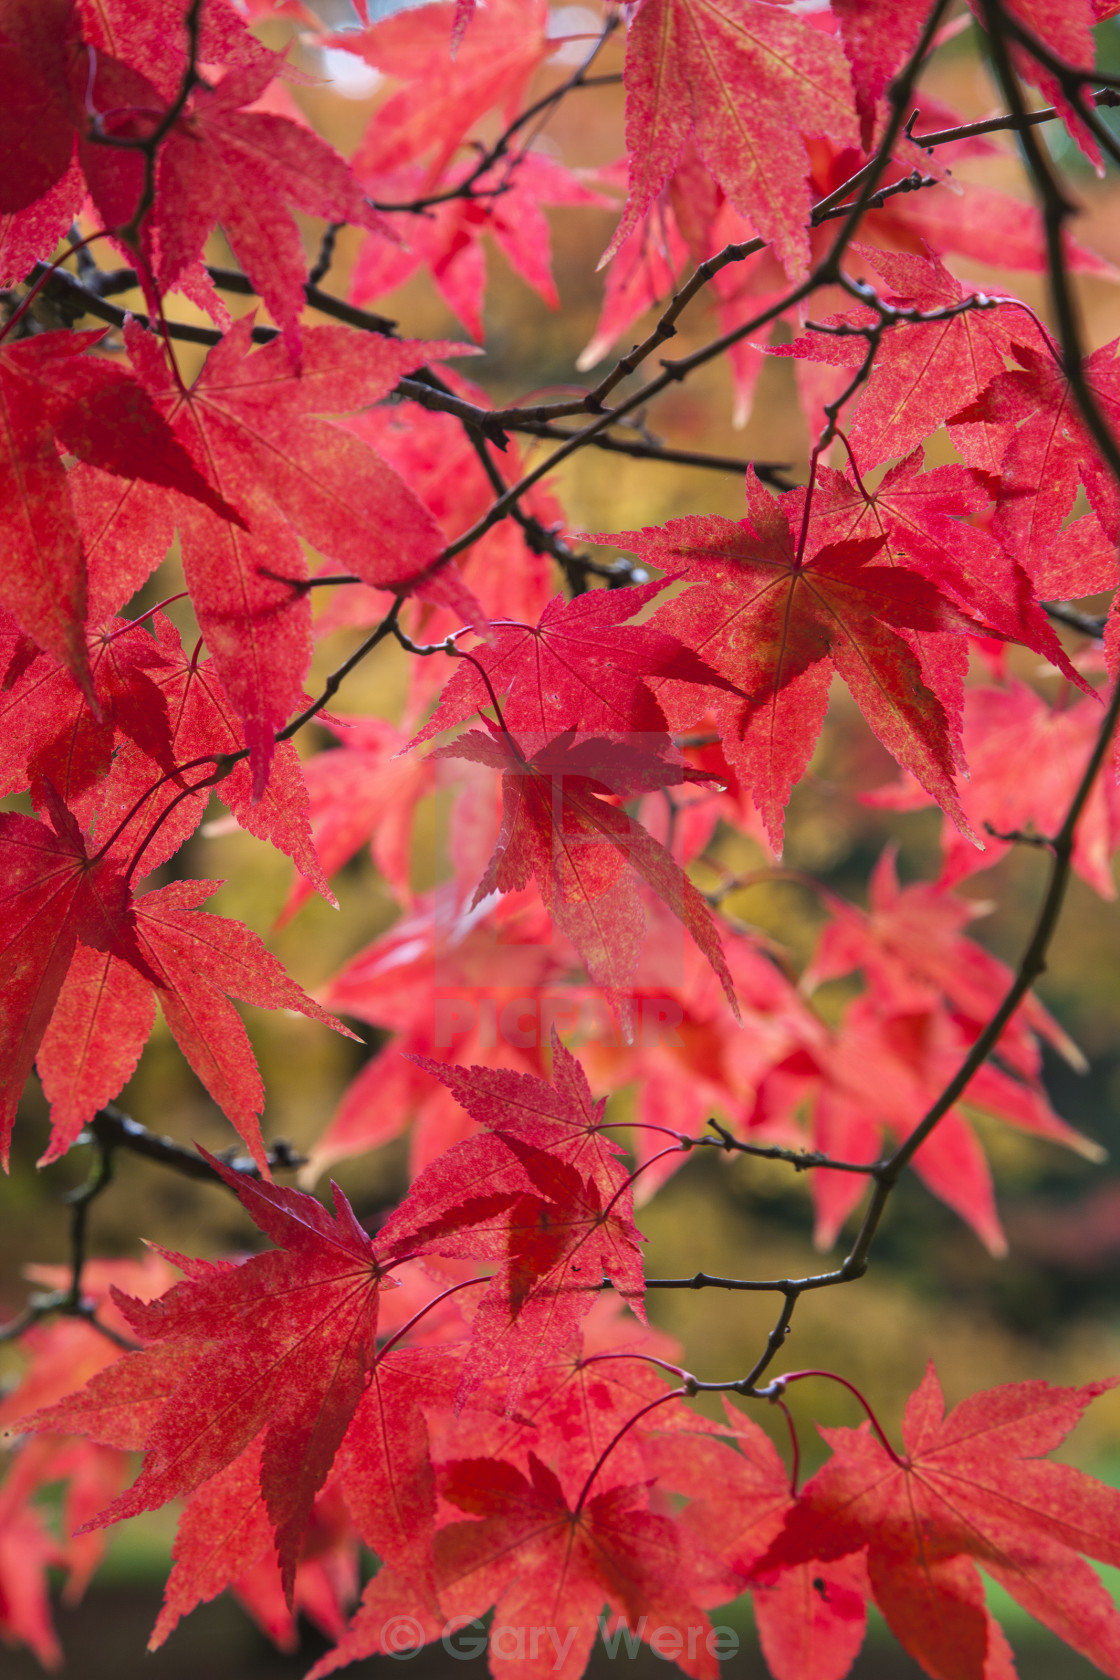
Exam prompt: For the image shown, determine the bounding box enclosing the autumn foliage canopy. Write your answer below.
[5,0,1120,1677]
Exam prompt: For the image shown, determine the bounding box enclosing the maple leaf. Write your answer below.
[94,317,476,796]
[148,1440,357,1652]
[224,1504,358,1656]
[337,0,550,184]
[59,1162,401,1600]
[599,468,978,850]
[305,1567,444,1680]
[578,189,691,373]
[320,396,556,691]
[758,1366,1120,1680]
[329,1341,464,1614]
[0,1259,182,1661]
[0,0,281,226]
[951,334,1120,576]
[0,1441,69,1669]
[646,1403,872,1680]
[0,327,237,696]
[736,973,1098,1256]
[0,0,75,217]
[801,453,1088,690]
[805,844,1086,1077]
[0,1255,179,1431]
[438,1299,724,1505]
[306,886,571,1181]
[0,157,84,290]
[866,678,1120,901]
[380,1108,646,1408]
[35,877,357,1171]
[431,1453,733,1680]
[411,582,741,746]
[769,245,1024,469]
[0,786,150,1165]
[147,58,390,357]
[84,611,330,897]
[0,604,177,826]
[76,0,277,103]
[431,724,739,1030]
[968,0,1105,165]
[407,1033,630,1203]
[833,0,932,146]
[577,915,828,1202]
[607,0,857,279]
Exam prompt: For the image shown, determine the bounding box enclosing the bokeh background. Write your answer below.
[4,3,1120,1675]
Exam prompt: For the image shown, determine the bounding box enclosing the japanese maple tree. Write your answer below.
[4,1,1120,1678]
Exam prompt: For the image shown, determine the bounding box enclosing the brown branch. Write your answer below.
[88,1105,305,1183]
[700,1118,881,1174]
[1043,599,1107,637]
[913,85,1120,147]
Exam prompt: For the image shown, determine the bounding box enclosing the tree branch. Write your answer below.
[88,1105,305,1183]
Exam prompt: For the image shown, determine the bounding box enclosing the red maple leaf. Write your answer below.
[321,395,557,694]
[600,468,978,850]
[326,1351,454,1607]
[274,714,432,927]
[407,1033,630,1203]
[337,0,550,185]
[0,0,78,217]
[0,1436,70,1669]
[432,1453,734,1680]
[306,886,570,1181]
[805,844,1086,1078]
[89,317,475,795]
[447,1300,727,1505]
[758,1366,1120,1680]
[769,245,1023,469]
[0,603,177,826]
[646,1403,871,1680]
[0,327,236,696]
[35,877,357,1170]
[0,155,84,292]
[76,0,276,103]
[866,677,1120,901]
[353,154,609,343]
[146,58,390,357]
[148,1440,358,1652]
[0,785,150,1163]
[410,582,741,745]
[431,724,738,1029]
[606,0,857,278]
[45,1162,402,1599]
[832,0,932,145]
[951,334,1120,577]
[0,0,279,219]
[380,1110,645,1407]
[748,991,1100,1255]
[83,611,330,900]
[801,452,1087,689]
[967,0,1105,165]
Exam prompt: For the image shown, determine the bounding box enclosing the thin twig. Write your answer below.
[88,1105,306,1183]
